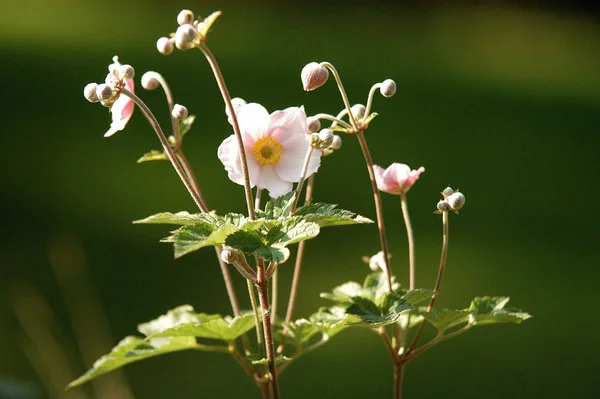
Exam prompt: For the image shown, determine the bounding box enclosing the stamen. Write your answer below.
[252,136,283,165]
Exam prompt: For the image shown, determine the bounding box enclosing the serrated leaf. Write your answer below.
[137,150,168,163]
[67,336,197,389]
[258,192,295,219]
[265,218,320,246]
[362,272,396,305]
[134,211,206,226]
[469,296,532,325]
[320,281,363,304]
[294,203,373,227]
[309,306,355,337]
[225,230,264,253]
[138,305,201,337]
[283,319,322,345]
[403,289,436,306]
[149,313,255,341]
[347,295,413,326]
[419,308,472,332]
[178,115,195,137]
[254,245,290,263]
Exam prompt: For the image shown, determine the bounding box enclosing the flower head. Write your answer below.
[374,163,425,195]
[103,56,135,137]
[218,103,321,197]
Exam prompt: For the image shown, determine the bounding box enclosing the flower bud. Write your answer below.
[172,104,188,120]
[84,83,100,103]
[330,134,342,150]
[96,83,114,101]
[301,62,329,91]
[220,247,238,264]
[306,116,321,133]
[157,37,174,55]
[442,187,454,198]
[437,199,450,212]
[175,24,198,49]
[231,97,247,109]
[380,79,397,98]
[351,104,366,119]
[177,9,194,26]
[447,192,465,211]
[318,128,334,148]
[119,64,135,80]
[309,132,320,146]
[141,72,160,90]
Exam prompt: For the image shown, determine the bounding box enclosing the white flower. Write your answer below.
[218,103,321,197]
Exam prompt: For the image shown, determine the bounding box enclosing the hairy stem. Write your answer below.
[248,279,264,351]
[406,210,449,354]
[198,44,255,219]
[400,194,416,291]
[394,361,405,399]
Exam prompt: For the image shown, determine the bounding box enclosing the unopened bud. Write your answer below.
[442,187,454,198]
[141,72,160,90]
[175,24,197,49]
[220,247,239,264]
[309,132,320,146]
[96,83,114,101]
[306,116,321,133]
[172,104,188,120]
[380,79,397,98]
[318,129,334,148]
[330,135,342,150]
[351,104,366,119]
[231,97,246,109]
[437,199,450,212]
[157,37,174,55]
[447,192,465,211]
[301,62,329,91]
[120,64,135,80]
[177,9,194,26]
[84,83,100,103]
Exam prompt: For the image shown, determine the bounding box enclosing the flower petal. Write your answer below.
[104,81,134,138]
[268,106,307,145]
[256,165,293,198]
[235,103,269,142]
[217,134,260,187]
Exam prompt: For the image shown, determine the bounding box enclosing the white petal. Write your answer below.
[217,135,260,187]
[257,165,293,198]
[268,106,307,145]
[235,103,269,142]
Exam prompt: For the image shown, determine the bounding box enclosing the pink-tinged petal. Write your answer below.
[217,134,260,187]
[275,146,321,182]
[104,82,134,138]
[268,107,307,145]
[235,103,269,142]
[256,165,293,198]
[375,163,425,195]
[374,165,398,194]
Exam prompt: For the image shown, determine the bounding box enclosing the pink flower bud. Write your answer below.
[373,163,425,195]
[301,62,329,91]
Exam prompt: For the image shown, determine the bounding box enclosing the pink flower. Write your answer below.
[373,163,425,195]
[104,57,135,137]
[218,103,321,197]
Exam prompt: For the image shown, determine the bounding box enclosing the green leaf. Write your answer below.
[309,306,355,337]
[137,150,168,163]
[225,230,264,253]
[294,203,373,227]
[257,192,295,219]
[265,218,320,246]
[403,289,436,306]
[149,313,255,341]
[178,115,195,137]
[469,296,532,325]
[133,211,206,226]
[347,295,413,326]
[419,308,472,332]
[254,245,290,263]
[138,305,202,337]
[320,281,363,304]
[67,336,197,389]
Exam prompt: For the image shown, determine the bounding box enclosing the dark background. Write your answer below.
[2,1,599,398]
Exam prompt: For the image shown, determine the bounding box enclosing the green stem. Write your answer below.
[400,194,416,291]
[248,279,264,351]
[198,44,255,219]
[393,360,405,399]
[320,62,358,129]
[290,146,315,213]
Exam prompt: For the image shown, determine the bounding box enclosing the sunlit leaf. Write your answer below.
[294,203,373,227]
[136,150,167,163]
[149,313,255,341]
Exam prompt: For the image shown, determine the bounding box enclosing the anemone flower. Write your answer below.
[218,103,321,198]
[373,163,425,195]
[104,57,135,138]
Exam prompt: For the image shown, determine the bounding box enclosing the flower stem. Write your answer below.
[405,210,449,354]
[198,43,255,219]
[256,260,281,399]
[271,266,279,319]
[320,62,358,130]
[255,188,263,211]
[248,279,264,351]
[400,194,416,291]
[121,88,208,213]
[354,131,393,292]
[393,361,405,399]
[364,82,382,119]
[311,113,352,130]
[290,146,315,213]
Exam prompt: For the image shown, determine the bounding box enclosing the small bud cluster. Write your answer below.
[436,187,466,213]
[156,10,222,55]
[307,118,342,155]
[83,56,134,107]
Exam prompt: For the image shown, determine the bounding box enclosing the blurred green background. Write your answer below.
[2,1,599,398]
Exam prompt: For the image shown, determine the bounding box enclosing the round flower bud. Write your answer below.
[119,64,135,80]
[330,134,342,150]
[156,37,174,55]
[84,83,100,103]
[306,117,321,133]
[141,72,160,90]
[220,247,238,264]
[442,187,454,198]
[231,97,247,109]
[104,72,119,87]
[351,103,366,119]
[447,192,465,211]
[380,79,397,98]
[175,24,198,49]
[172,104,189,120]
[96,83,114,101]
[318,128,334,148]
[301,62,329,91]
[177,9,194,26]
[309,132,320,146]
[437,199,450,212]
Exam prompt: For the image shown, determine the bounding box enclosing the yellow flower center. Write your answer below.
[252,136,283,165]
